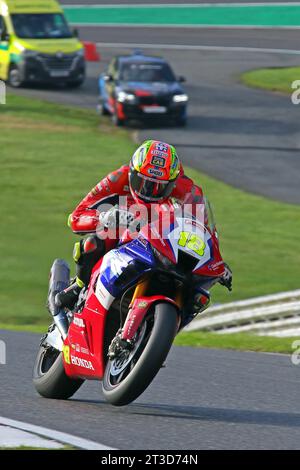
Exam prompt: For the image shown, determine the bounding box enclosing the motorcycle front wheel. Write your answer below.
[102,302,178,406]
[33,340,84,399]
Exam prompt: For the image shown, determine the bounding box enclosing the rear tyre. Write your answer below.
[33,344,83,399]
[102,303,178,406]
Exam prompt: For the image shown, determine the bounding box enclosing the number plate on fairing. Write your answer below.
[168,218,213,270]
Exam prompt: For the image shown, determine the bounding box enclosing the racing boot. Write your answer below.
[55,278,84,310]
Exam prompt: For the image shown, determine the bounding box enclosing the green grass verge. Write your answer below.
[241,66,300,94]
[175,331,295,354]
[1,93,300,354]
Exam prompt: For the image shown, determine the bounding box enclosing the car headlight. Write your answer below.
[22,49,39,58]
[173,94,188,103]
[75,48,85,57]
[117,91,136,103]
[152,246,175,268]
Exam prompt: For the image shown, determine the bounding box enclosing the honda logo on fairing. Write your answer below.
[71,356,94,370]
[56,52,64,59]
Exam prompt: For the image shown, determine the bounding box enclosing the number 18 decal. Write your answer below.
[178,231,206,256]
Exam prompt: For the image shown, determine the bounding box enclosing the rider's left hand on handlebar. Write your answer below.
[219,263,233,291]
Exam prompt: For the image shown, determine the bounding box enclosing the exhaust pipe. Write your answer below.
[47,259,70,339]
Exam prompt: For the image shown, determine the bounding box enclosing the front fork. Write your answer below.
[123,278,183,341]
[108,278,183,359]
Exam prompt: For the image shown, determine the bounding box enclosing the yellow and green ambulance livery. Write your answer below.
[0,0,85,87]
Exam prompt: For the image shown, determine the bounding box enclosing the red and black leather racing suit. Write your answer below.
[68,164,205,286]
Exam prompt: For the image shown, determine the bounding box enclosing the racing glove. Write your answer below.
[99,205,135,230]
[219,263,233,291]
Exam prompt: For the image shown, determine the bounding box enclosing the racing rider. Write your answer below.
[54,140,232,330]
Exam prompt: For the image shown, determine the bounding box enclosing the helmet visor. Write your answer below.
[130,170,175,202]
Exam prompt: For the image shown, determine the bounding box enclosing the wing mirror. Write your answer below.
[103,74,113,82]
[178,76,186,83]
[1,31,10,42]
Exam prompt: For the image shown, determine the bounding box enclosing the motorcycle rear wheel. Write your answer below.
[102,302,178,406]
[33,343,83,399]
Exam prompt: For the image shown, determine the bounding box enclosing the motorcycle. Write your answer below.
[33,200,225,406]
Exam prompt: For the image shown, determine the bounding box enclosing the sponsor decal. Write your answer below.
[151,150,168,158]
[73,317,85,328]
[138,301,148,309]
[138,235,147,247]
[71,356,94,370]
[208,261,224,271]
[171,156,179,171]
[127,313,137,337]
[81,347,89,355]
[148,168,164,177]
[151,156,166,168]
[92,182,104,195]
[71,343,89,355]
[63,345,70,365]
[102,178,110,192]
[156,142,169,152]
[183,217,205,230]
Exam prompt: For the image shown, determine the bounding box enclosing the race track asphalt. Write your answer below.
[1,329,300,450]
[12,26,300,204]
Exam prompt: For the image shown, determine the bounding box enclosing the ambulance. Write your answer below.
[0,0,85,87]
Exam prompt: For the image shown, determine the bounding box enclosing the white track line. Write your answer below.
[73,23,300,29]
[96,41,300,56]
[0,416,116,450]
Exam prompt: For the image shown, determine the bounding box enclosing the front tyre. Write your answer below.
[33,344,83,399]
[112,105,125,126]
[102,303,178,406]
[8,65,24,88]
